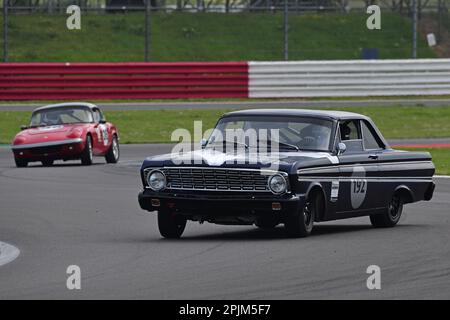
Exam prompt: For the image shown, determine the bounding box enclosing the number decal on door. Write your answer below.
[350,166,367,209]
[353,179,366,194]
[351,178,367,209]
[95,127,102,143]
[95,125,109,146]
[100,124,109,146]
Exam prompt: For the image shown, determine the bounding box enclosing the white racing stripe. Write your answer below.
[0,242,20,267]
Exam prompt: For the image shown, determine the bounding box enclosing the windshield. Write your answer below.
[206,116,334,152]
[30,107,94,127]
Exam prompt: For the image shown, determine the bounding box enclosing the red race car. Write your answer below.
[11,102,120,167]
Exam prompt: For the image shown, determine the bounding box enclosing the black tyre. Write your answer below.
[370,193,403,228]
[285,192,322,238]
[158,210,187,239]
[41,159,54,167]
[14,157,28,168]
[80,135,93,166]
[105,135,119,163]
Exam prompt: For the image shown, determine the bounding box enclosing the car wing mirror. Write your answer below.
[337,142,346,155]
[200,139,207,149]
[20,125,28,130]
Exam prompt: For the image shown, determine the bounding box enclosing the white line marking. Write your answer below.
[435,175,450,179]
[0,242,20,267]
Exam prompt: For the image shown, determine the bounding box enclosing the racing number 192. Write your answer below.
[353,179,366,193]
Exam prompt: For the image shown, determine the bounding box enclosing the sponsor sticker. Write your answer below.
[331,180,339,202]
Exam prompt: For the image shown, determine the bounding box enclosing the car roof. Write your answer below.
[221,108,390,148]
[221,109,370,121]
[33,102,98,113]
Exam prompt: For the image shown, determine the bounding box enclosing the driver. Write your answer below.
[42,112,61,126]
[300,125,330,150]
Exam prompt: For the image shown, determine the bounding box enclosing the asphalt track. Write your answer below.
[0,144,449,299]
[1,98,450,111]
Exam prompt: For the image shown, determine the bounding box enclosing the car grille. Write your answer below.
[145,167,273,192]
[29,145,63,155]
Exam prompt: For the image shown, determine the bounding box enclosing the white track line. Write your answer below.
[435,175,450,179]
[0,242,20,267]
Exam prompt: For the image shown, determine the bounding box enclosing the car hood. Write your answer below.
[12,124,89,145]
[142,148,338,173]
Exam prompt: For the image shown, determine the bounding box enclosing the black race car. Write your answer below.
[138,109,435,238]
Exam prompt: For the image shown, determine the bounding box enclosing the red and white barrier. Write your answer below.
[1,59,449,100]
[0,62,248,100]
[248,59,450,98]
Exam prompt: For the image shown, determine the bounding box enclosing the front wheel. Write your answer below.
[158,210,187,239]
[80,135,93,166]
[285,192,322,238]
[105,135,119,163]
[370,194,403,228]
[41,159,54,167]
[14,157,28,168]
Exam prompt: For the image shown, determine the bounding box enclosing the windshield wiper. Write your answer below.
[256,139,299,151]
[277,141,300,151]
[210,140,249,149]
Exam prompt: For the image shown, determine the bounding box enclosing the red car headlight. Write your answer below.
[67,128,82,138]
[13,136,26,145]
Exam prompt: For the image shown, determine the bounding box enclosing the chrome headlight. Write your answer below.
[147,170,166,191]
[268,174,288,195]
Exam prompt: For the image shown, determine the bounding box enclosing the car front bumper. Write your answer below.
[138,190,303,218]
[11,138,85,161]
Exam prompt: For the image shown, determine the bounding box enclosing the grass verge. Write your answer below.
[402,148,450,175]
[2,106,450,144]
[1,107,448,174]
[0,12,435,61]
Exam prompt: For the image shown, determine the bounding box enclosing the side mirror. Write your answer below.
[200,138,207,149]
[20,125,28,130]
[337,142,346,155]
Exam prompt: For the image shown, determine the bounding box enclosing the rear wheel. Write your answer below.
[80,135,93,166]
[14,157,28,168]
[285,192,322,238]
[41,159,54,166]
[158,210,187,239]
[105,135,119,163]
[370,193,403,228]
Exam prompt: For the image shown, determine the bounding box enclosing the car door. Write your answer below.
[360,120,387,208]
[92,108,110,155]
[336,119,380,214]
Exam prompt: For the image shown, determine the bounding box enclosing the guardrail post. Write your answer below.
[412,0,418,58]
[437,0,442,42]
[3,0,8,62]
[144,0,151,62]
[283,0,288,60]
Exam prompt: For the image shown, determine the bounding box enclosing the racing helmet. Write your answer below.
[301,124,330,149]
[43,112,61,125]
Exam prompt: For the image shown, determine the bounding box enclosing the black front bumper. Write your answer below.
[424,181,435,201]
[138,190,303,217]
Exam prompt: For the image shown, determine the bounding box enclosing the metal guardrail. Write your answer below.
[248,59,450,97]
[0,62,249,100]
[1,59,450,100]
